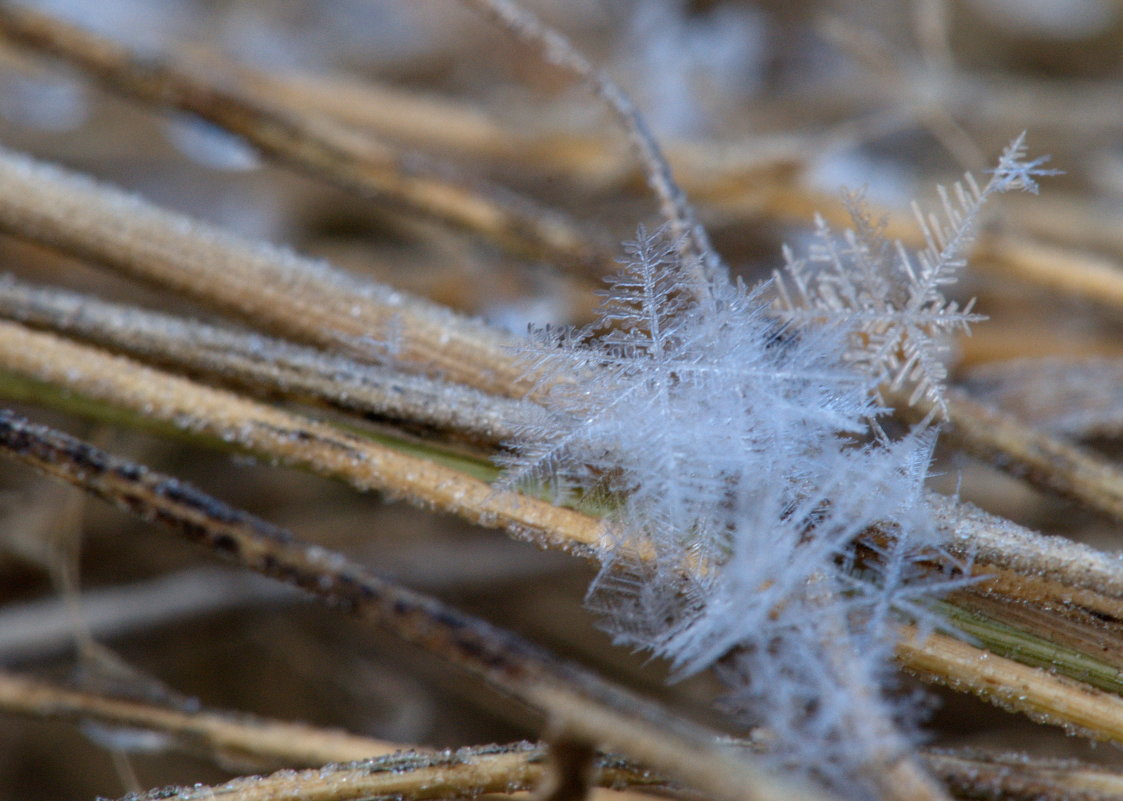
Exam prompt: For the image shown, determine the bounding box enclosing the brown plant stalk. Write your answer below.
[109,743,670,801]
[9,1,1121,324]
[102,740,1123,801]
[898,627,1123,743]
[1,138,1116,546]
[0,319,602,553]
[0,274,528,448]
[0,407,826,801]
[458,0,715,280]
[899,387,1123,524]
[3,127,1119,557]
[0,5,1120,794]
[0,144,527,396]
[0,669,398,769]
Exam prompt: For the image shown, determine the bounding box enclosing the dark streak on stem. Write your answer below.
[534,734,598,801]
[0,408,539,685]
[118,740,1123,801]
[0,408,804,801]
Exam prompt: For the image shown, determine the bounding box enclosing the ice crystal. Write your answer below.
[504,139,1052,794]
[775,133,1056,411]
[504,226,945,791]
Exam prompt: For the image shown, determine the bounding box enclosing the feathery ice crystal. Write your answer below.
[775,134,1059,412]
[504,136,1054,794]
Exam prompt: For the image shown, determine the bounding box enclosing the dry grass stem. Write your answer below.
[21,0,1115,322]
[222,69,519,163]
[963,357,1123,439]
[0,567,292,662]
[942,591,1123,694]
[0,320,602,551]
[0,669,397,769]
[932,495,1123,620]
[0,275,529,447]
[221,64,803,193]
[2,310,1121,746]
[898,627,1123,744]
[0,145,527,396]
[458,0,714,278]
[99,739,1123,801]
[0,4,610,273]
[198,52,1123,296]
[2,659,1117,801]
[753,185,1123,315]
[924,749,1123,801]
[0,4,1119,797]
[0,408,825,801]
[973,235,1123,313]
[1002,192,1123,258]
[106,742,669,801]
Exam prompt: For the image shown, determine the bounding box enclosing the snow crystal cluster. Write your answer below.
[504,135,1055,793]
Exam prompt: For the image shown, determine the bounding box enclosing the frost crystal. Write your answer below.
[775,132,1055,412]
[504,139,1050,795]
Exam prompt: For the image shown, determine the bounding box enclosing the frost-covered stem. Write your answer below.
[5,309,1123,754]
[0,145,532,397]
[0,276,530,448]
[925,749,1123,801]
[99,739,1123,801]
[0,320,603,551]
[0,669,398,768]
[461,0,720,291]
[898,627,1123,744]
[7,666,1120,801]
[931,494,1123,619]
[103,743,670,801]
[0,3,609,274]
[933,596,1123,695]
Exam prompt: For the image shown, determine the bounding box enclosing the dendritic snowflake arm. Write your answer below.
[774,135,1058,411]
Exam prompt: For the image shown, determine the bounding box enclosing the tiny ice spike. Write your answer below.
[988,133,1062,194]
[504,138,1052,797]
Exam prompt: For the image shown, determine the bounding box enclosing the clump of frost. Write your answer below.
[504,138,1054,794]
